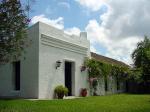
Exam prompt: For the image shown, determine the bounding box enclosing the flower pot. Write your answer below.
[57,93,64,99]
[81,89,87,97]
[81,66,86,72]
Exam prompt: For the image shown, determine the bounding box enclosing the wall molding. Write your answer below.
[40,34,88,55]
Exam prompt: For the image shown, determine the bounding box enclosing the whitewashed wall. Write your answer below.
[97,77,105,95]
[95,76,126,96]
[0,64,19,97]
[20,23,39,98]
[38,22,90,98]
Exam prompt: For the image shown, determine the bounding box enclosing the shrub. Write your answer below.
[54,85,68,99]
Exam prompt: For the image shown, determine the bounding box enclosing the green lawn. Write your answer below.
[0,94,150,112]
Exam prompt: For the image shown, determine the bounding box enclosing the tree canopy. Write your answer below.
[0,0,29,64]
[131,36,150,82]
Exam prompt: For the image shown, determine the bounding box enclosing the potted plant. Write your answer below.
[54,85,68,99]
[81,65,86,72]
[80,88,87,97]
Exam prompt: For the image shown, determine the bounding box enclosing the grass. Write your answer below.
[0,94,150,112]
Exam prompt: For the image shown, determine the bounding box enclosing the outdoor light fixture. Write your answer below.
[56,60,62,69]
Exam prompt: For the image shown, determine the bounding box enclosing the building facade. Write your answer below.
[0,22,90,99]
[0,22,127,99]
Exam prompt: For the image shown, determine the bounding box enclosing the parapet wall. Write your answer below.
[37,22,90,49]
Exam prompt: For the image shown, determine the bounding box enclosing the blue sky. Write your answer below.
[22,0,107,30]
[21,0,150,65]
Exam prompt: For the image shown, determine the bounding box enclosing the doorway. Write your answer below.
[65,61,73,96]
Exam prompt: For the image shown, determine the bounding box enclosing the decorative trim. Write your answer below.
[40,34,88,55]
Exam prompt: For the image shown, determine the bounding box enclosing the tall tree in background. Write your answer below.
[132,36,150,82]
[0,0,30,64]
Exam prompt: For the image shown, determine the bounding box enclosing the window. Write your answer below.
[117,78,120,90]
[105,78,108,91]
[13,61,20,90]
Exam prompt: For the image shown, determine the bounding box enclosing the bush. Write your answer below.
[54,85,68,99]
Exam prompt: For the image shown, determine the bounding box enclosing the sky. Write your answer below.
[21,0,150,65]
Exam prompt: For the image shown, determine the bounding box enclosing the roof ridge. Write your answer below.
[90,52,129,67]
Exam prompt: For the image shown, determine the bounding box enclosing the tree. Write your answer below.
[132,36,150,82]
[0,0,30,64]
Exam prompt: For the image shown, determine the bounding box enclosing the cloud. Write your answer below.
[58,2,70,9]
[31,15,64,29]
[75,0,107,11]
[102,0,150,39]
[31,15,81,36]
[75,0,150,64]
[86,19,142,64]
[90,46,97,53]
[65,27,81,36]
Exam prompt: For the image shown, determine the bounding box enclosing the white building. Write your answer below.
[0,22,128,99]
[0,22,90,99]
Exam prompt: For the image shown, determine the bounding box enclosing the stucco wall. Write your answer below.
[97,77,105,95]
[94,76,126,96]
[0,64,20,97]
[38,22,90,98]
[20,23,39,98]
